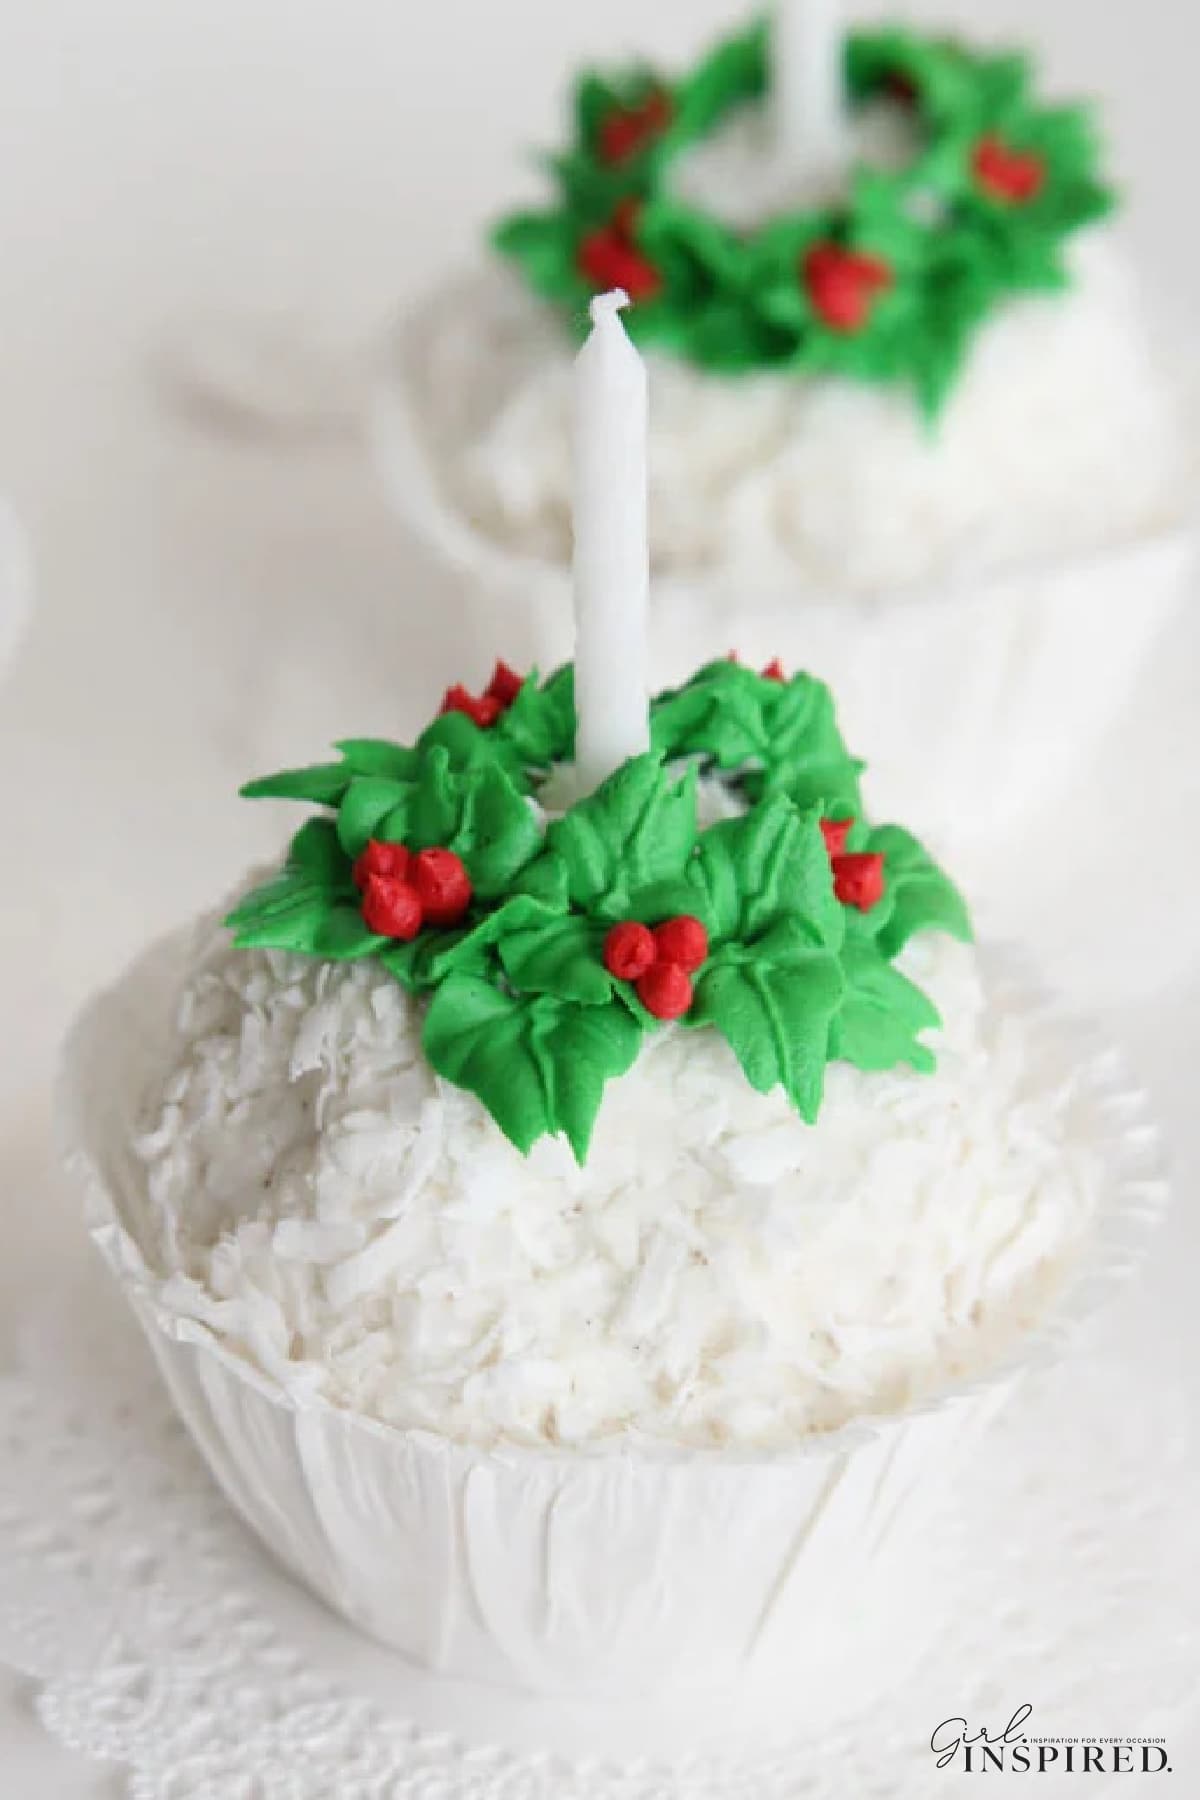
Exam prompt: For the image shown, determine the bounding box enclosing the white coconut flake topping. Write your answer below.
[126,911,1104,1452]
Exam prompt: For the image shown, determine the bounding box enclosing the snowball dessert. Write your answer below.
[376,15,1192,845]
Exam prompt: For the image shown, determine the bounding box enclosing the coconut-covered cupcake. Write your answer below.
[376,14,1192,845]
[62,647,1164,1702]
[65,301,1164,1708]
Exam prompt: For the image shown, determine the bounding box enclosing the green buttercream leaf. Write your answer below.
[240,763,351,807]
[333,739,420,781]
[690,921,845,1121]
[499,914,614,1005]
[285,817,353,885]
[866,824,972,957]
[381,894,562,993]
[545,753,698,913]
[688,796,844,950]
[830,938,941,1073]
[335,749,542,899]
[422,977,643,1160]
[336,776,412,856]
[496,665,576,769]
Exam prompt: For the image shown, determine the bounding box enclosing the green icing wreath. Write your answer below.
[228,660,971,1161]
[492,19,1114,411]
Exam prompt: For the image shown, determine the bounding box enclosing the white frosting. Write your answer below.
[129,914,1102,1452]
[401,232,1186,596]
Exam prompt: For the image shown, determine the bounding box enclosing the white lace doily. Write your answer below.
[1,1266,1197,1799]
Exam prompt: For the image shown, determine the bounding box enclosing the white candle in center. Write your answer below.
[773,0,848,183]
[572,290,651,792]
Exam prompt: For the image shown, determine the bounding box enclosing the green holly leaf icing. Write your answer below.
[336,748,541,900]
[496,665,576,769]
[422,978,643,1161]
[829,938,941,1074]
[225,817,360,954]
[491,20,1115,409]
[651,662,863,815]
[228,660,974,1159]
[380,894,561,994]
[499,914,615,1007]
[689,922,845,1121]
[863,824,972,958]
[688,796,843,951]
[543,753,698,914]
[240,762,353,808]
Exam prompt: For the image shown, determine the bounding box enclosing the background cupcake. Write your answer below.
[376,11,1194,849]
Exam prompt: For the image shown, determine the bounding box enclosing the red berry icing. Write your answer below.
[352,839,411,892]
[652,915,708,974]
[484,659,524,709]
[361,875,423,941]
[973,134,1045,204]
[440,684,502,729]
[636,961,694,1021]
[412,848,473,927]
[832,851,885,912]
[803,243,893,333]
[603,920,657,982]
[598,91,672,165]
[819,817,854,858]
[578,229,662,303]
[761,657,786,682]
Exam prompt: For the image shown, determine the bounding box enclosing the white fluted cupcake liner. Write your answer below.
[373,268,1195,853]
[58,930,1167,1709]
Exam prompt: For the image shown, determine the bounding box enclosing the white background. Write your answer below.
[1,0,1198,1789]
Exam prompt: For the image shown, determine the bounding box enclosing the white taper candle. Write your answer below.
[572,290,651,792]
[773,0,848,181]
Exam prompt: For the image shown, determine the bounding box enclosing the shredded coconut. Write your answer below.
[128,916,1103,1451]
[399,232,1185,596]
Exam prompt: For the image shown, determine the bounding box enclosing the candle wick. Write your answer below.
[589,288,631,326]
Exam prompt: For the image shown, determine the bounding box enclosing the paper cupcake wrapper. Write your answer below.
[58,930,1168,1706]
[372,272,1194,853]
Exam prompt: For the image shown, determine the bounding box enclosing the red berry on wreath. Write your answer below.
[819,817,854,858]
[440,684,503,729]
[761,657,786,682]
[603,920,657,982]
[637,960,694,1021]
[361,875,423,941]
[578,229,663,303]
[412,848,473,926]
[973,134,1045,204]
[484,659,524,709]
[804,243,893,333]
[652,915,708,974]
[832,851,885,911]
[352,839,411,892]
